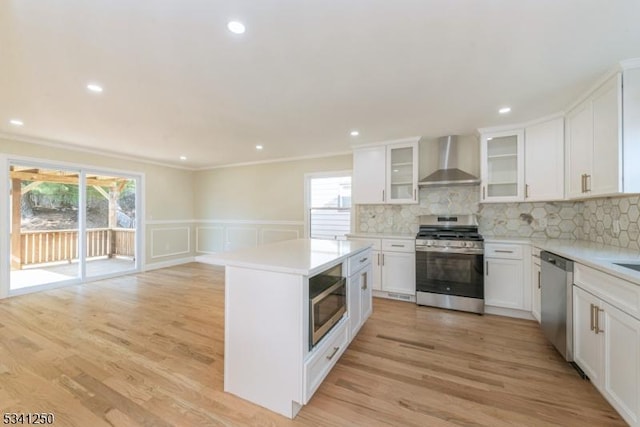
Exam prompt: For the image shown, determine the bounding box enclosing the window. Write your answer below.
[306,173,352,240]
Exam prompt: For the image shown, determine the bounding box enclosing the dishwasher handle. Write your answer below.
[540,251,573,272]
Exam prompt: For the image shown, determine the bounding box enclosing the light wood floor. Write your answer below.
[0,263,625,426]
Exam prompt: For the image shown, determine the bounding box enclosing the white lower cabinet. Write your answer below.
[347,256,373,339]
[531,247,541,323]
[349,236,416,300]
[573,264,640,427]
[484,242,531,314]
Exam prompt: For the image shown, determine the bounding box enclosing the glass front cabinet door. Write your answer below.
[386,142,419,204]
[480,130,525,202]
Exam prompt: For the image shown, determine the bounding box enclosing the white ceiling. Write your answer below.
[1,0,640,169]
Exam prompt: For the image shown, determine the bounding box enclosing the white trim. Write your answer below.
[0,155,9,299]
[477,112,565,134]
[621,58,640,70]
[196,219,305,226]
[150,227,191,259]
[350,136,421,150]
[144,256,196,271]
[196,225,224,254]
[0,132,194,171]
[147,219,196,225]
[304,170,353,239]
[195,150,351,170]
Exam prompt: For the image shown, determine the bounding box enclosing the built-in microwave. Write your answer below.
[309,263,346,350]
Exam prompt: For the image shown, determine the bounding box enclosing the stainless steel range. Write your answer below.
[415,215,484,314]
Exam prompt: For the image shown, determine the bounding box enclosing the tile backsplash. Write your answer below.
[355,186,640,250]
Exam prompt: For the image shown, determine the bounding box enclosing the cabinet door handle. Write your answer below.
[485,261,489,276]
[581,174,585,193]
[414,188,417,201]
[326,346,340,361]
[537,271,541,289]
[590,303,595,331]
[525,184,529,199]
[377,253,380,266]
[361,271,367,290]
[390,244,405,248]
[382,189,385,201]
[494,250,513,253]
[359,257,368,263]
[482,186,486,200]
[595,306,604,334]
[586,174,591,192]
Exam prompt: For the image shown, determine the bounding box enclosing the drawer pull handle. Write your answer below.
[590,303,595,331]
[390,244,405,247]
[326,346,340,361]
[494,250,514,253]
[359,257,368,263]
[594,307,604,335]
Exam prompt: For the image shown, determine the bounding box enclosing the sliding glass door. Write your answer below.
[85,172,137,278]
[7,161,140,292]
[9,163,81,290]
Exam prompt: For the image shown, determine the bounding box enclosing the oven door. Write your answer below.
[310,278,346,349]
[416,248,484,299]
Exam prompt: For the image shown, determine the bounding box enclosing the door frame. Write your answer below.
[0,153,145,298]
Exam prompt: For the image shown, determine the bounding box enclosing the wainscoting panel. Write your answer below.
[196,226,225,254]
[150,227,191,259]
[261,228,300,245]
[194,221,304,254]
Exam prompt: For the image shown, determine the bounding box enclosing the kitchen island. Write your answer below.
[196,239,373,418]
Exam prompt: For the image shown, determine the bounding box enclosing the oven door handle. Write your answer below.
[310,278,346,305]
[416,247,484,255]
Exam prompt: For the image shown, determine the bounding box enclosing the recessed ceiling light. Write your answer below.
[255,145,263,150]
[393,169,399,173]
[179,156,187,161]
[87,83,103,93]
[9,119,24,126]
[350,130,359,136]
[228,21,246,34]
[498,107,511,114]
[487,137,493,141]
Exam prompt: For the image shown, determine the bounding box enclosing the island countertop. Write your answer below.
[196,238,372,276]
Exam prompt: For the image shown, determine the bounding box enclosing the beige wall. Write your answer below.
[193,154,353,221]
[0,137,195,221]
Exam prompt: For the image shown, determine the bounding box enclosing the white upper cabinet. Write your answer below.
[480,130,525,202]
[524,117,565,201]
[565,63,640,199]
[352,146,386,204]
[386,142,418,204]
[352,138,419,205]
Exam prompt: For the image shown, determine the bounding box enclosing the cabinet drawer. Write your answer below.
[575,263,640,320]
[348,237,381,251]
[348,249,372,276]
[304,321,348,403]
[485,243,523,260]
[381,239,414,253]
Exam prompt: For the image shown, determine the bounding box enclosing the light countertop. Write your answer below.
[196,238,371,276]
[347,232,416,240]
[486,236,640,286]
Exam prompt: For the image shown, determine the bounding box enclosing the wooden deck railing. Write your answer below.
[16,228,135,267]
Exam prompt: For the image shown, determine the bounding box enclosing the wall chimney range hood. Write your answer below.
[418,136,480,187]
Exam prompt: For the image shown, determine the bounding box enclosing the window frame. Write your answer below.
[303,170,353,240]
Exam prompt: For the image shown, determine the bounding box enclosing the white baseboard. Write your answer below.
[144,256,196,271]
[485,305,535,320]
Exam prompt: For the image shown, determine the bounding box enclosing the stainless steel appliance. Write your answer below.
[415,215,484,314]
[540,251,574,361]
[418,136,481,187]
[309,263,346,350]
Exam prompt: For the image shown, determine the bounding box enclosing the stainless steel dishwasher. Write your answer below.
[540,251,574,362]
